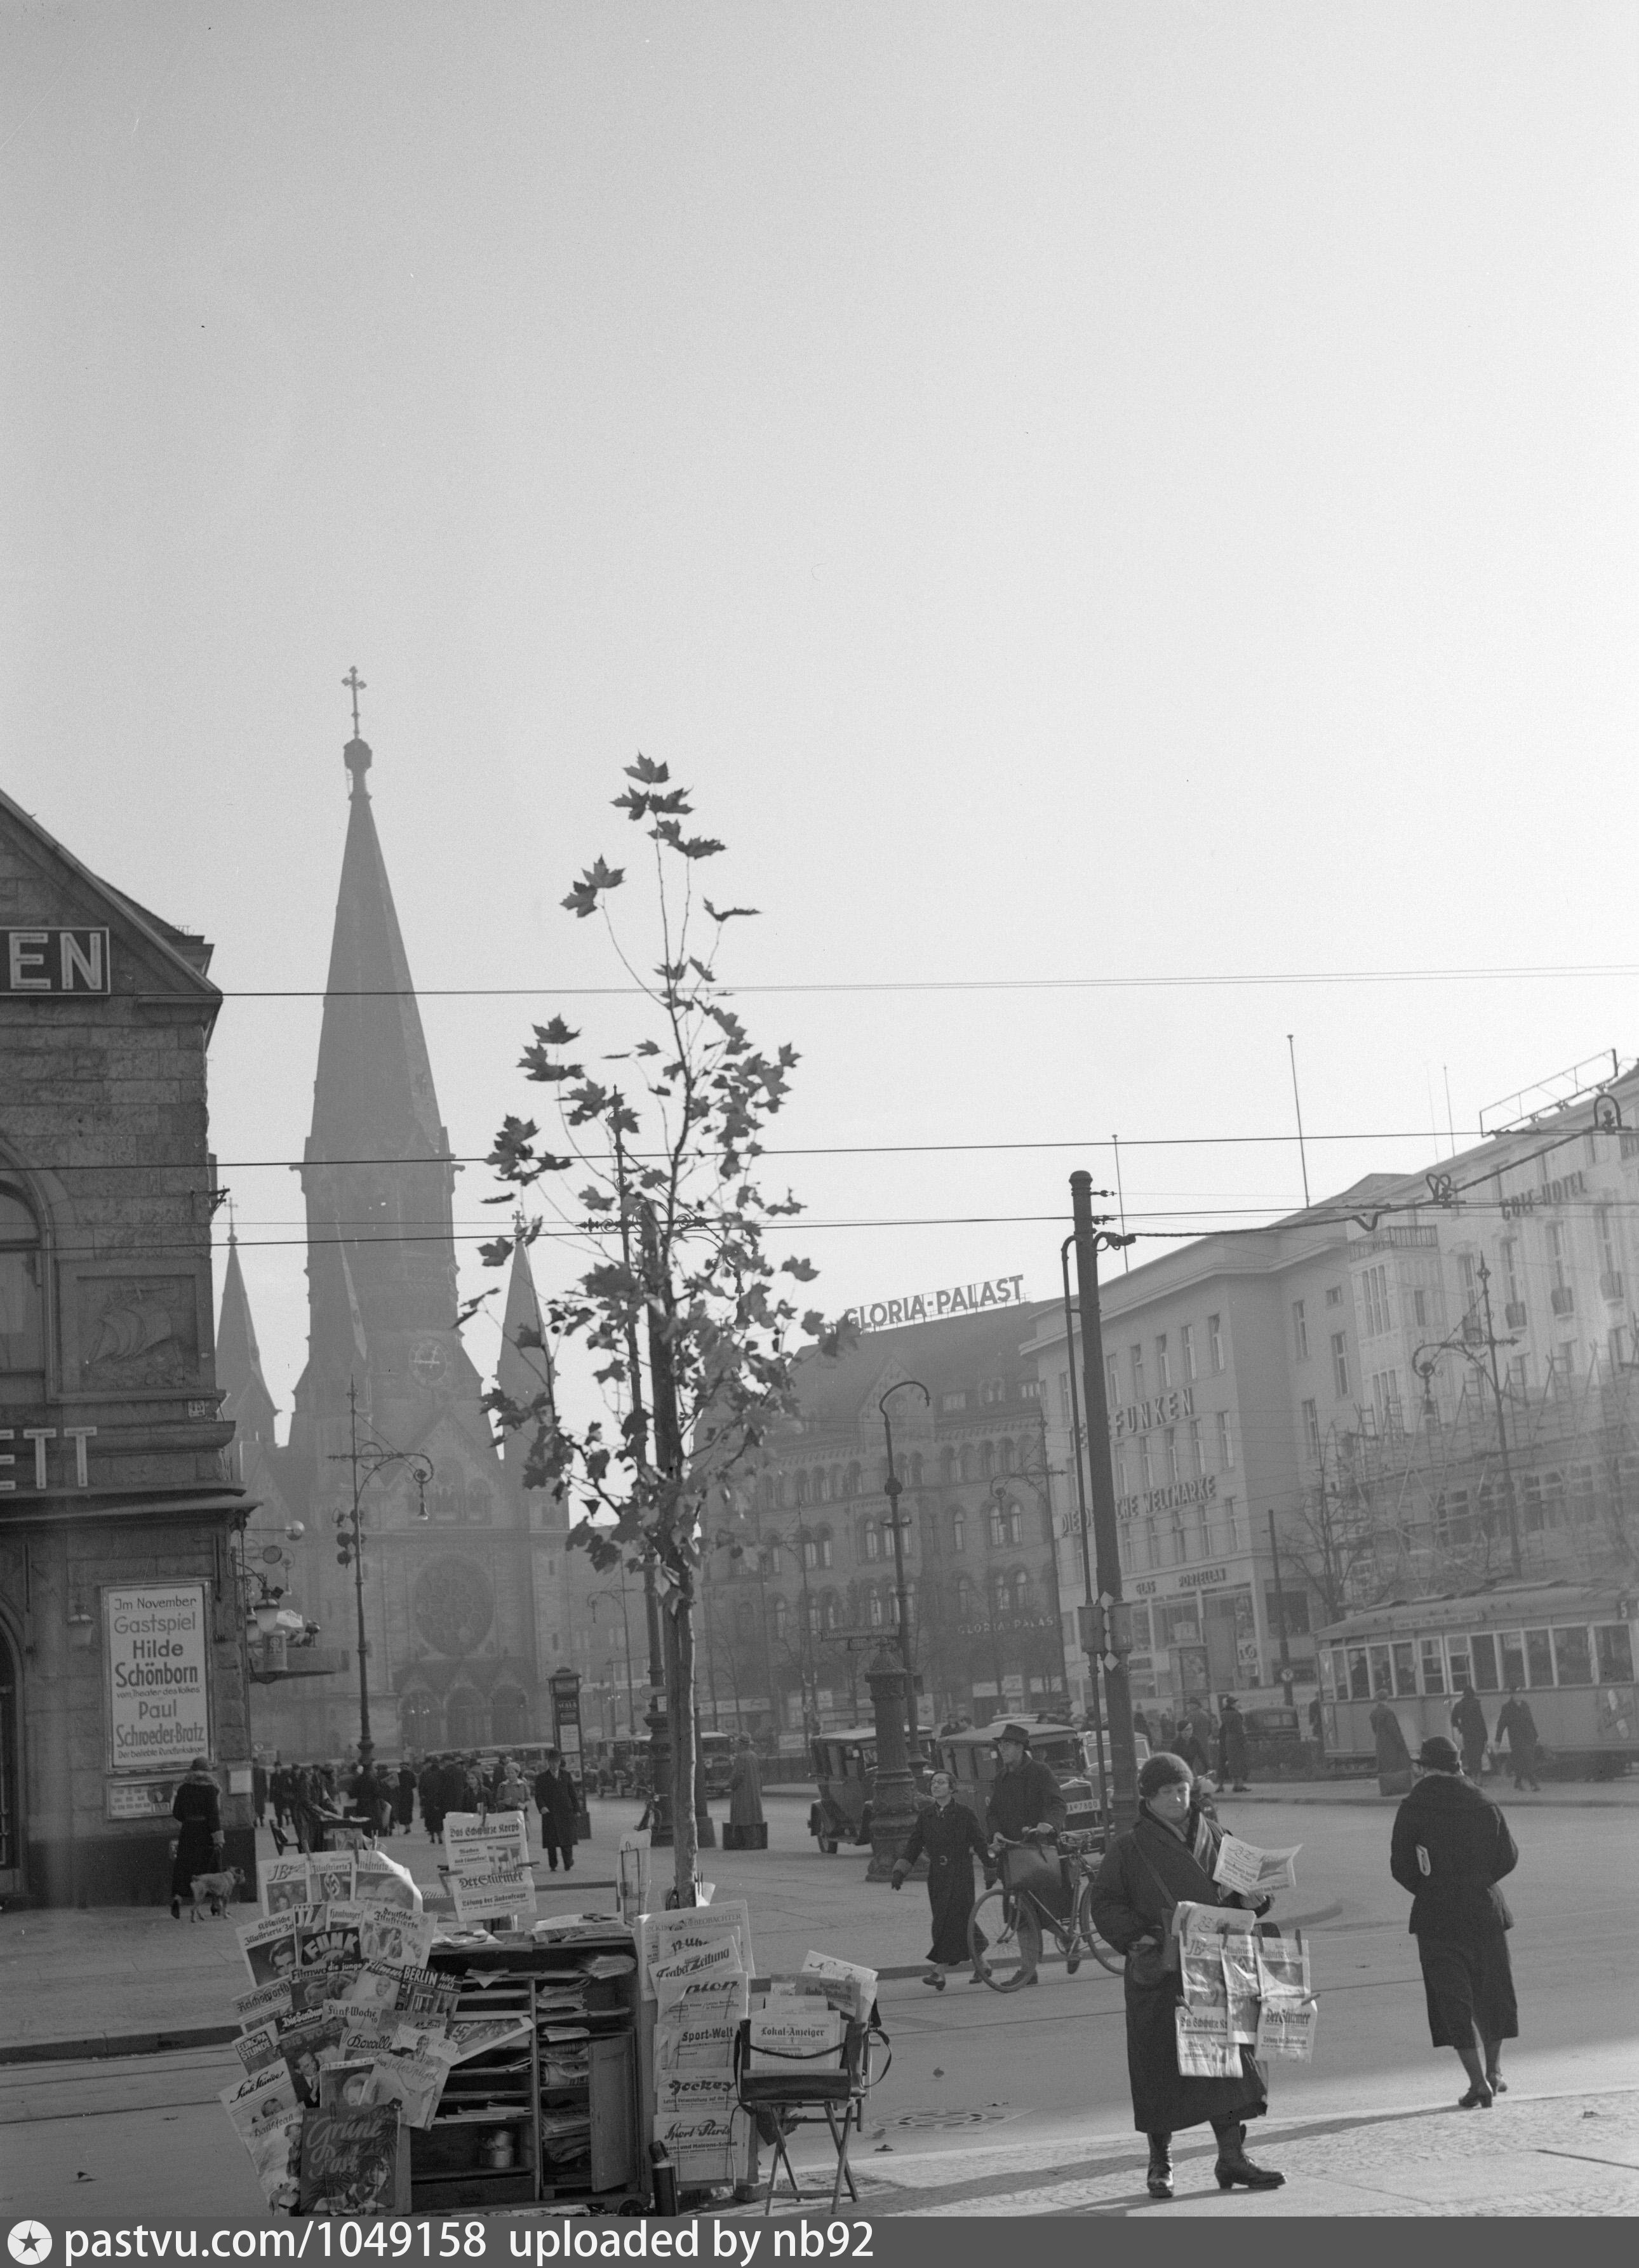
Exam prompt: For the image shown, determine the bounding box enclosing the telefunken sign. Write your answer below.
[845,1274,1027,1333]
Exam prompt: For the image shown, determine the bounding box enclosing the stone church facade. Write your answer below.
[220,725,568,1768]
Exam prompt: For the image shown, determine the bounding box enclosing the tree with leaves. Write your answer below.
[481,758,850,1905]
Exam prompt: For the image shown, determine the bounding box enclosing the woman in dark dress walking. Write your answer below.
[1091,1751,1285,2201]
[170,1756,224,1918]
[890,1771,991,1988]
[1389,1735,1520,2106]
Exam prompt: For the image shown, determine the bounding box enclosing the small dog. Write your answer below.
[188,1865,245,1920]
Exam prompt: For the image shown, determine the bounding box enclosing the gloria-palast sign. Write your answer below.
[104,1582,211,1773]
[844,1273,1027,1333]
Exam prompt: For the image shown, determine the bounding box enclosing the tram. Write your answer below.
[1316,1578,1637,1775]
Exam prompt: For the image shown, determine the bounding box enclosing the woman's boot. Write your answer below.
[1146,2133,1174,2199]
[1213,2124,1285,2190]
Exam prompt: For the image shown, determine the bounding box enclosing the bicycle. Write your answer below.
[968,1827,1123,1990]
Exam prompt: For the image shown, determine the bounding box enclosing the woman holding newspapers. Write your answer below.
[1091,1751,1287,2201]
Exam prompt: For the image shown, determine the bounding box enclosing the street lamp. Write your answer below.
[1411,1255,1522,1577]
[880,1380,929,1766]
[330,1380,434,1771]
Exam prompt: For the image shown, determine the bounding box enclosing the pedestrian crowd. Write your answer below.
[255,1748,584,1856]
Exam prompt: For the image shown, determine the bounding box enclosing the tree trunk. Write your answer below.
[667,1580,699,1906]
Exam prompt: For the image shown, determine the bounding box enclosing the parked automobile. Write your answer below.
[932,1717,1099,1836]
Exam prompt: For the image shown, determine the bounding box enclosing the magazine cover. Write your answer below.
[296,2102,407,2216]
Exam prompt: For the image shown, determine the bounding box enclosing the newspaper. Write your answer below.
[232,2020,286,2076]
[798,1951,877,2023]
[451,1863,538,1925]
[220,2062,302,2142]
[1219,1936,1262,2046]
[443,1809,531,1871]
[363,2048,448,2129]
[1174,2003,1241,2080]
[358,1909,437,1971]
[639,1898,754,1998]
[232,1978,293,2031]
[654,2071,737,2120]
[237,1911,309,1987]
[650,1935,747,2011]
[308,1853,356,1905]
[653,2107,739,2189]
[747,2004,843,2071]
[1255,1998,1318,2062]
[655,2011,740,2071]
[1212,1834,1301,1898]
[351,1848,422,1914]
[1254,1929,1313,2001]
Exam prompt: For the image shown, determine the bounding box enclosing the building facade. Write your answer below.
[218,728,569,1768]
[1030,1062,1639,1721]
[675,1302,1069,1737]
[0,789,255,1904]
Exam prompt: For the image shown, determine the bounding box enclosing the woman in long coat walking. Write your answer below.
[1370,1697,1414,1796]
[1090,1751,1285,2201]
[728,1737,764,1831]
[1389,1735,1519,2106]
[170,1756,224,1918]
[891,1772,991,1988]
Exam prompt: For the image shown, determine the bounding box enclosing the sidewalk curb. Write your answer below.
[1226,1787,1636,1808]
[0,1905,1342,2068]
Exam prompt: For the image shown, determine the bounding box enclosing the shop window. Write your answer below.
[1552,1626,1593,1686]
[1524,1628,1554,1686]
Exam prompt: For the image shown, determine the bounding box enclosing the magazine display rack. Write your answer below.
[414,1933,643,2213]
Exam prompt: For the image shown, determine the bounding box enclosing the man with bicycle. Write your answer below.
[984,1721,1067,1844]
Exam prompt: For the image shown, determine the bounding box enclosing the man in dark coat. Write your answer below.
[170,1756,224,1917]
[1091,1751,1283,2200]
[1495,1684,1542,1791]
[535,1750,579,1872]
[1450,1684,1489,1777]
[891,1772,991,1987]
[394,1764,417,1832]
[984,1723,1066,1844]
[1370,1697,1413,1795]
[1217,1698,1250,1791]
[1390,1735,1520,2105]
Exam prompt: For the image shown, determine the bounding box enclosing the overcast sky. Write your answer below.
[4,3,1636,1423]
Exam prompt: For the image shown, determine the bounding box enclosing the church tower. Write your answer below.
[232,693,562,1766]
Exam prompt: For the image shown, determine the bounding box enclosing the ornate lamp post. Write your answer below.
[330,1380,434,1771]
[880,1381,929,1766]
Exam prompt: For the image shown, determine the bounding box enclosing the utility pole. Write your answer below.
[1059,1235,1108,1825]
[1476,1258,1524,1578]
[880,1381,929,1765]
[1069,1171,1139,1830]
[330,1380,433,1776]
[1268,1509,1292,1691]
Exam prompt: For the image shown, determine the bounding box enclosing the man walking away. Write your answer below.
[535,1750,579,1873]
[729,1735,764,1835]
[1495,1684,1542,1791]
[1451,1683,1489,1778]
[1390,1735,1520,2108]
[1217,1697,1250,1792]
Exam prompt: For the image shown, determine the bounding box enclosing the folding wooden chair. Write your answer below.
[732,2011,886,2215]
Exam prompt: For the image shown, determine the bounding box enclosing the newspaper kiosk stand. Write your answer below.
[413,1933,645,2214]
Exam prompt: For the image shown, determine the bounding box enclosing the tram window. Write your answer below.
[1525,1629,1554,1686]
[1469,1634,1499,1692]
[1368,1644,1393,1698]
[1420,1639,1446,1695]
[1347,1647,1370,1700]
[1448,1641,1472,1693]
[1596,1624,1635,1684]
[1499,1633,1525,1688]
[1553,1627,1593,1686]
[1392,1642,1417,1697]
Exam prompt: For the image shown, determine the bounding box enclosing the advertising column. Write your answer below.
[104,1584,212,1808]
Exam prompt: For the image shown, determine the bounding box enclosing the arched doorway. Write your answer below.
[445,1688,485,1750]
[400,1689,440,1756]
[0,1623,21,1897]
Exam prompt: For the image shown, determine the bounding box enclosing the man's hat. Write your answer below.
[995,1721,1032,1747]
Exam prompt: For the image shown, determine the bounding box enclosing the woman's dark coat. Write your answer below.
[1495,1695,1539,1771]
[1090,1806,1269,2135]
[394,1766,416,1829]
[898,1798,991,1967]
[170,1768,223,1899]
[1370,1701,1412,1775]
[1389,1771,1520,2047]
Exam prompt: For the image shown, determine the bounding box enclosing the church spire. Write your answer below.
[217,1228,278,1449]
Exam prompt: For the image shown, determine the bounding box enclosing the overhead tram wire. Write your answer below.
[134,957,1639,1001]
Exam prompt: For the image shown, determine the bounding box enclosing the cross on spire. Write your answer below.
[343,667,366,738]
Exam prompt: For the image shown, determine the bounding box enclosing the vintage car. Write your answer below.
[699,1730,736,1799]
[807,1728,879,1851]
[932,1718,1099,1838]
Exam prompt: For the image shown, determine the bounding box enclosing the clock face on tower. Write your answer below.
[411,1338,449,1390]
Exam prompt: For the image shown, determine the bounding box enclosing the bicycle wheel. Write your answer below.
[970,1887,1041,1992]
[1074,1881,1124,1975]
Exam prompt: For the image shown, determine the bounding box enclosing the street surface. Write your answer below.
[3,1789,1636,2218]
